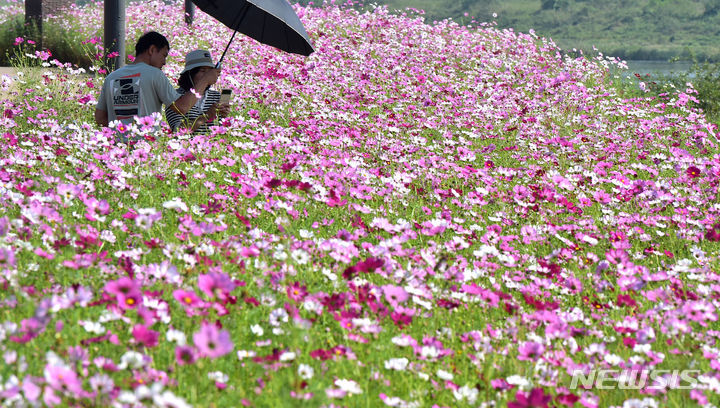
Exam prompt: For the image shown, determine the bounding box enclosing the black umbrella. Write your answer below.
[191,0,314,65]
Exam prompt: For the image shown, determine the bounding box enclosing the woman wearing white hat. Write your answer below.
[166,49,230,134]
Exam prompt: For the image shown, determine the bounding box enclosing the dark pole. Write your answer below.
[185,0,195,25]
[104,0,126,71]
[24,0,43,48]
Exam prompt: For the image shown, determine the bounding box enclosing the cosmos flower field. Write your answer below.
[1,0,720,407]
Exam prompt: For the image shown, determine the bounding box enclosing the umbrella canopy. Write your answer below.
[191,0,314,62]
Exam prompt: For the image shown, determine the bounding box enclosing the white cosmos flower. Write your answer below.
[298,364,314,379]
[269,308,289,327]
[163,197,188,212]
[506,375,530,388]
[273,249,288,261]
[390,336,414,347]
[80,320,105,334]
[436,369,454,381]
[165,329,187,346]
[251,324,264,336]
[291,249,310,265]
[207,371,228,383]
[237,350,256,360]
[453,384,479,404]
[153,390,192,408]
[279,351,296,362]
[135,382,163,401]
[420,346,440,360]
[621,398,659,408]
[334,378,362,394]
[117,390,138,404]
[303,299,323,314]
[100,230,116,243]
[384,358,409,371]
[322,268,337,281]
[118,351,146,370]
[604,353,623,365]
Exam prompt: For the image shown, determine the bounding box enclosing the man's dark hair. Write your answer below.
[178,67,210,92]
[135,31,169,56]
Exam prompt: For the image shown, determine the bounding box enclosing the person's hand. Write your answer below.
[205,104,218,122]
[195,68,219,89]
[217,102,231,118]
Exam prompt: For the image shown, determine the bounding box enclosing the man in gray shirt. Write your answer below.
[95,31,218,128]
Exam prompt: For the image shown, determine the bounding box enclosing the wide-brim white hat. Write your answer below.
[181,49,215,74]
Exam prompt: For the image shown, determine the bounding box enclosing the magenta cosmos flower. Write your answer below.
[131,324,159,348]
[508,388,551,408]
[193,321,233,359]
[286,282,308,302]
[175,345,197,365]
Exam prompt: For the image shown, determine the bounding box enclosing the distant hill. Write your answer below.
[6,0,720,61]
[298,0,720,61]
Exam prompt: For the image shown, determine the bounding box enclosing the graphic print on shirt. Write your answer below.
[112,73,142,121]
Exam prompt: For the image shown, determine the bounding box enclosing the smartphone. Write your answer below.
[219,89,231,105]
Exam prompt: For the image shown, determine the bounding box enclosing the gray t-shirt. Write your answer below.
[96,62,180,124]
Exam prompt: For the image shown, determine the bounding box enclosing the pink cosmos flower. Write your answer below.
[690,389,709,405]
[193,321,233,359]
[382,285,409,307]
[592,190,612,204]
[197,272,236,301]
[605,249,629,265]
[0,216,8,237]
[22,377,41,401]
[10,317,44,344]
[491,378,512,390]
[517,341,545,361]
[0,247,16,270]
[103,277,142,309]
[240,184,258,198]
[171,287,198,303]
[683,301,717,327]
[43,387,61,406]
[44,365,83,394]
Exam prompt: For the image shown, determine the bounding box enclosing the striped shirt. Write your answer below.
[165,88,220,134]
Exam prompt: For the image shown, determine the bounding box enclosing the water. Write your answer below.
[623,60,693,77]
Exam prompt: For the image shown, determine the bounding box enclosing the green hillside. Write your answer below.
[302,0,720,61]
[6,0,720,61]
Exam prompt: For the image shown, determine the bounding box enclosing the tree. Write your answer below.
[704,0,720,16]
